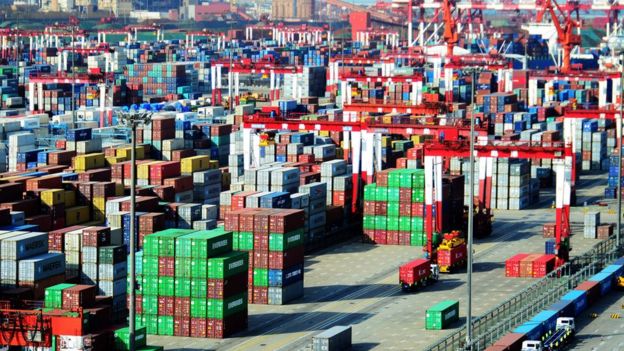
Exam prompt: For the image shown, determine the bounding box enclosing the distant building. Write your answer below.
[97,0,131,15]
[272,0,314,20]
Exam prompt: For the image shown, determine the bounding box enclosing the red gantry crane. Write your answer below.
[535,0,582,73]
[423,140,574,262]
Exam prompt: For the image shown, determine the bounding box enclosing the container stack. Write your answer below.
[225,208,305,305]
[299,182,327,243]
[137,228,249,338]
[505,253,556,278]
[283,66,327,99]
[604,149,622,199]
[583,211,600,239]
[363,168,426,246]
[8,132,36,172]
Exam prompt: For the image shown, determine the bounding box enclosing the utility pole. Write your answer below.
[118,110,152,351]
[618,53,623,249]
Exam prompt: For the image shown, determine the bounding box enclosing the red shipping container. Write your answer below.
[374,230,387,245]
[26,175,62,191]
[519,254,542,278]
[62,285,97,310]
[82,227,111,247]
[399,188,412,203]
[269,209,305,233]
[532,254,556,278]
[224,210,241,231]
[505,253,530,277]
[363,201,376,215]
[396,158,408,169]
[376,169,391,187]
[298,154,315,163]
[158,296,175,316]
[1,198,40,217]
[438,244,467,269]
[254,210,272,235]
[49,225,86,251]
[207,311,247,338]
[0,183,23,202]
[299,172,321,185]
[150,161,181,180]
[128,295,143,315]
[332,191,351,206]
[208,273,247,299]
[78,169,112,182]
[158,257,175,276]
[162,175,193,194]
[575,280,601,306]
[398,231,411,246]
[399,258,431,286]
[174,297,191,317]
[25,214,52,232]
[231,191,259,211]
[399,203,412,216]
[153,185,175,202]
[387,230,399,245]
[252,287,268,304]
[253,250,269,268]
[92,182,117,198]
[174,316,191,337]
[542,223,556,238]
[190,317,207,338]
[171,149,196,162]
[268,246,304,270]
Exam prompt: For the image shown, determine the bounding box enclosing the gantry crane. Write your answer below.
[423,140,574,262]
[535,0,582,73]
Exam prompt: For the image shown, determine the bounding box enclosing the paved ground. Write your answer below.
[570,288,624,350]
[147,172,615,351]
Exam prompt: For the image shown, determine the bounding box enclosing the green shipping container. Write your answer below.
[388,171,401,188]
[142,276,159,296]
[175,257,191,278]
[191,278,207,298]
[190,297,207,318]
[411,217,424,234]
[142,257,158,276]
[143,235,160,256]
[269,229,304,251]
[157,315,174,336]
[399,216,411,232]
[387,202,400,217]
[142,295,158,315]
[156,229,196,257]
[138,347,164,351]
[114,326,147,350]
[158,277,174,296]
[410,232,425,246]
[238,232,254,251]
[374,216,387,230]
[207,293,247,319]
[176,229,233,259]
[190,258,207,279]
[253,268,268,287]
[363,216,375,230]
[364,185,376,201]
[425,300,459,330]
[174,277,191,297]
[144,314,159,334]
[207,251,249,279]
[375,186,388,201]
[387,217,399,231]
[387,187,400,201]
[232,232,239,250]
[412,188,424,203]
[44,283,75,309]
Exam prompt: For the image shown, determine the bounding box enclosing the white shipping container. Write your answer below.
[201,204,218,220]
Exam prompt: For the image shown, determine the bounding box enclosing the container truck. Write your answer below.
[521,317,575,351]
[399,258,439,291]
[437,231,467,273]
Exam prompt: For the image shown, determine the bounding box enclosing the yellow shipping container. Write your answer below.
[64,191,76,207]
[93,197,106,211]
[138,161,161,180]
[74,153,105,172]
[66,206,90,226]
[180,156,210,174]
[116,145,146,160]
[41,189,65,206]
[319,131,330,137]
[382,136,391,147]
[106,156,128,165]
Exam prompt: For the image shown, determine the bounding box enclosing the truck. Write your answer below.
[437,231,467,273]
[521,317,575,351]
[399,258,439,291]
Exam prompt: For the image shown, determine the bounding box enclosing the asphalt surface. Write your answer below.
[570,289,624,350]
[147,172,616,350]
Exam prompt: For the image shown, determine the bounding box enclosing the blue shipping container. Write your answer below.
[268,263,304,287]
[547,299,575,318]
[513,321,543,341]
[561,290,587,316]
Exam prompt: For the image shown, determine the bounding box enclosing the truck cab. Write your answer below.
[556,317,575,333]
[521,340,543,351]
[430,263,440,281]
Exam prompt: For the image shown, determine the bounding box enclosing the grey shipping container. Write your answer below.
[312,326,352,351]
[267,280,304,305]
[1,232,48,260]
[18,253,65,282]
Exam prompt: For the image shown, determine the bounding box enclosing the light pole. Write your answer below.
[118,110,152,351]
[464,67,482,351]
[618,54,623,249]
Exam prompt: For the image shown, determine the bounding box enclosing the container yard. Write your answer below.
[2,0,624,350]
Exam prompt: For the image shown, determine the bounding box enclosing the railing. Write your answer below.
[425,235,622,351]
